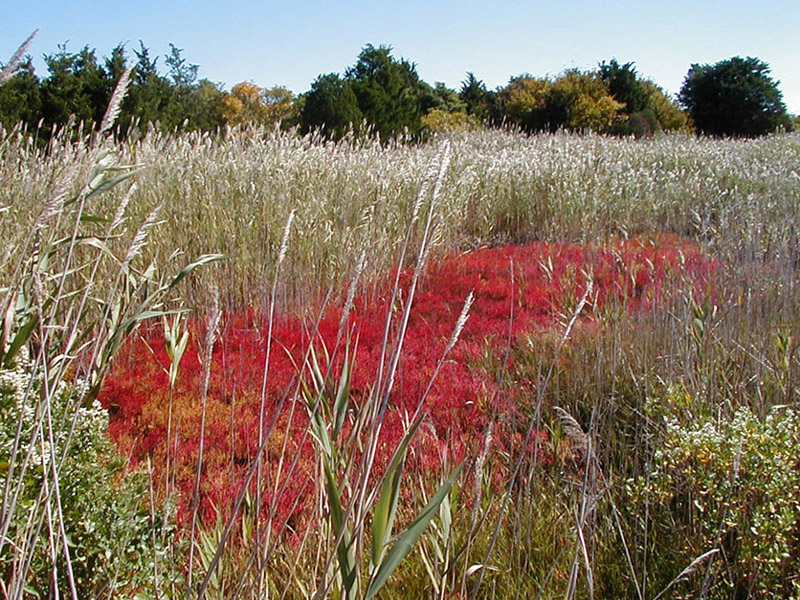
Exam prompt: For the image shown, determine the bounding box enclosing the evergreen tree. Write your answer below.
[459,72,491,120]
[122,41,173,130]
[40,45,111,130]
[679,56,792,136]
[427,82,466,113]
[599,59,660,136]
[0,59,41,130]
[301,73,363,139]
[598,59,650,114]
[345,44,427,140]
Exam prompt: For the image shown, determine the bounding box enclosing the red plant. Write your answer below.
[100,235,714,528]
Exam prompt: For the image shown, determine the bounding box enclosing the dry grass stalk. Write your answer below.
[0,30,38,86]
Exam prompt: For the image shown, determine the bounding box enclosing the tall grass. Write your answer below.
[3,126,798,309]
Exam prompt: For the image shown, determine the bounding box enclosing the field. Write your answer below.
[1,124,800,599]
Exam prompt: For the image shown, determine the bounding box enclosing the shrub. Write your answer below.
[0,350,174,598]
[635,394,800,598]
[679,56,793,137]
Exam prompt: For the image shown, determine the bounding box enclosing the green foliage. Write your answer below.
[497,70,624,133]
[459,72,493,121]
[0,351,173,598]
[301,340,462,599]
[599,59,668,136]
[421,108,481,133]
[679,56,793,137]
[346,44,429,141]
[550,70,625,132]
[641,79,691,132]
[599,59,651,115]
[497,75,553,131]
[426,82,467,114]
[0,40,225,137]
[0,60,41,131]
[40,45,112,130]
[634,396,800,598]
[301,73,363,139]
[157,44,225,132]
[300,44,435,141]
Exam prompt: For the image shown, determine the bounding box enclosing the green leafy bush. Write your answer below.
[0,350,174,598]
[638,395,800,598]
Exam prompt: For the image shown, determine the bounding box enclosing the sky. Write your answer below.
[4,0,800,113]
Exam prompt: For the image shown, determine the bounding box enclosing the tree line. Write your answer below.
[0,39,794,140]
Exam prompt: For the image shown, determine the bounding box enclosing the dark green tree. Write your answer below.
[679,56,792,136]
[154,44,223,131]
[40,45,112,130]
[182,78,226,130]
[104,45,127,85]
[120,41,173,130]
[598,59,650,114]
[459,72,491,120]
[301,73,363,139]
[345,44,427,140]
[164,43,198,88]
[426,82,466,113]
[598,59,659,136]
[0,58,42,130]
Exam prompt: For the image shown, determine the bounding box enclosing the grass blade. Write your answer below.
[365,462,463,600]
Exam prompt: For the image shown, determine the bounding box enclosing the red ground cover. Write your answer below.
[100,235,713,527]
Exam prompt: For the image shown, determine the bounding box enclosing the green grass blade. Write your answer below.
[2,312,37,368]
[366,462,463,600]
[323,457,357,596]
[166,254,226,291]
[371,416,423,567]
[332,341,354,439]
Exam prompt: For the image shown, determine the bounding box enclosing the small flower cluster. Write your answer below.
[0,348,165,596]
[644,402,800,597]
[0,350,104,470]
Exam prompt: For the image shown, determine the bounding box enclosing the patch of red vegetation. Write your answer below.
[100,235,713,527]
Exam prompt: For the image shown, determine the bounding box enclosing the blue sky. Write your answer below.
[4,0,800,113]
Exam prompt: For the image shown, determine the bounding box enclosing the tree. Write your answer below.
[497,70,623,133]
[164,43,198,88]
[40,45,112,130]
[426,82,466,114]
[184,78,226,130]
[459,72,492,120]
[598,59,663,136]
[301,45,431,141]
[420,82,478,134]
[679,56,792,136]
[549,70,624,132]
[121,41,173,130]
[346,44,427,140]
[497,75,553,131]
[301,73,363,139]
[421,108,481,133]
[641,80,690,133]
[221,82,296,128]
[0,58,41,130]
[598,59,650,115]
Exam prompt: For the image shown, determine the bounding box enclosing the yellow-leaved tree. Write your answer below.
[549,70,625,132]
[220,82,297,128]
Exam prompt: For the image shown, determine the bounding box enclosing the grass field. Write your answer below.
[1,123,800,599]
